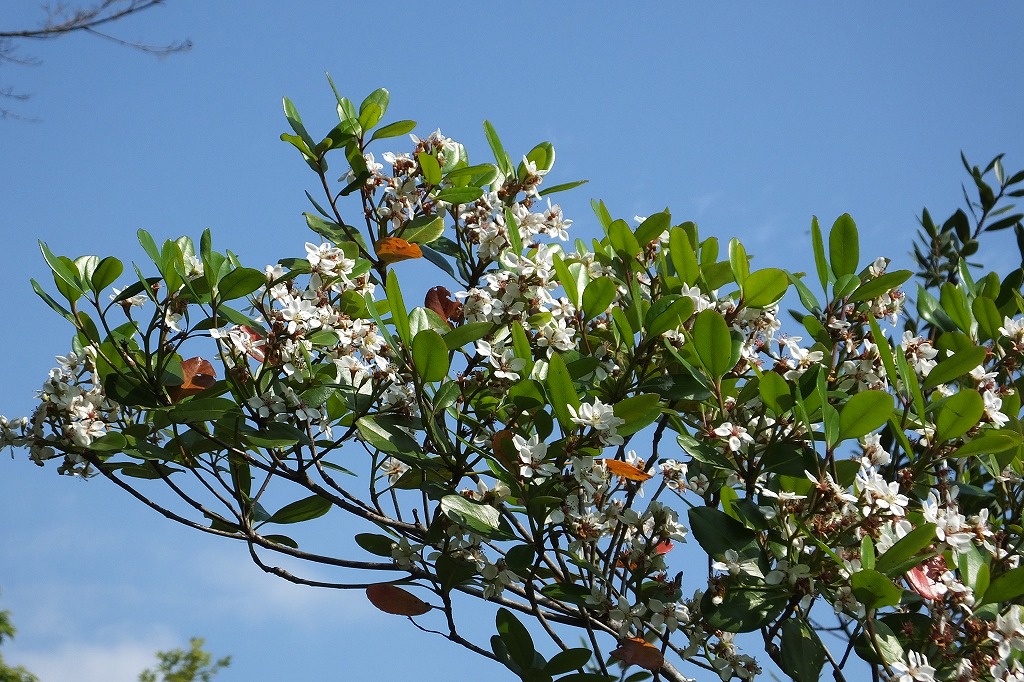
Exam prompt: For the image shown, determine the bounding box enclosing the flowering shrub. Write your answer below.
[5,84,1024,682]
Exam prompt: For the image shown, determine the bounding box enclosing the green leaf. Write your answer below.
[613,394,662,437]
[356,416,421,456]
[355,533,396,557]
[758,372,792,415]
[482,120,513,177]
[39,241,82,299]
[370,119,417,142]
[538,179,588,197]
[402,216,445,245]
[91,256,123,293]
[31,278,75,322]
[981,566,1024,605]
[810,216,832,291]
[838,390,893,441]
[89,432,128,452]
[417,152,442,185]
[646,296,695,337]
[546,353,581,433]
[874,523,936,577]
[688,507,759,561]
[854,620,904,666]
[829,213,859,278]
[951,430,1022,458]
[779,620,826,682]
[441,494,502,537]
[728,238,750,287]
[668,226,699,285]
[608,219,641,260]
[924,346,987,390]
[545,648,592,676]
[168,399,237,424]
[702,586,787,633]
[788,271,822,314]
[581,277,616,322]
[443,321,494,350]
[552,252,579,306]
[851,569,903,609]
[267,495,331,524]
[496,608,536,671]
[412,328,449,383]
[635,212,670,246]
[243,421,309,448]
[848,269,913,303]
[935,390,985,442]
[691,309,734,380]
[282,96,315,150]
[358,87,389,129]
[218,267,266,301]
[435,186,485,205]
[385,269,411,345]
[742,268,789,308]
[973,296,1003,342]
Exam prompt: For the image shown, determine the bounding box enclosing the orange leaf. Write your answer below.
[602,459,653,482]
[365,583,432,616]
[425,285,463,326]
[655,540,674,555]
[375,236,423,264]
[611,637,664,671]
[167,357,217,402]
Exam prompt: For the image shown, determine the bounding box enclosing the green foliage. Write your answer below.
[9,84,1024,682]
[138,638,230,682]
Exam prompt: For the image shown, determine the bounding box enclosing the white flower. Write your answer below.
[889,650,935,682]
[713,422,754,452]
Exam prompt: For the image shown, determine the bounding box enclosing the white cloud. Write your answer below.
[8,631,176,682]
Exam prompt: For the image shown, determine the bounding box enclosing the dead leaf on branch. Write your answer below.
[365,583,432,616]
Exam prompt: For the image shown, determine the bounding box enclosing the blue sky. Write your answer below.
[3,3,1024,681]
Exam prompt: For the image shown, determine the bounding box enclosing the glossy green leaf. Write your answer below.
[924,346,988,390]
[369,119,416,142]
[613,394,662,437]
[810,216,832,291]
[385,269,411,345]
[544,648,592,676]
[267,495,331,525]
[838,390,893,441]
[691,309,734,380]
[355,533,397,557]
[358,87,389,129]
[635,212,670,246]
[538,179,588,197]
[850,569,902,609]
[482,120,513,177]
[758,372,791,415]
[668,226,699,285]
[435,186,484,205]
[496,608,536,671]
[443,321,494,350]
[779,620,825,682]
[356,415,421,455]
[581,277,616,321]
[980,566,1024,605]
[742,268,789,308]
[829,213,859,278]
[728,238,750,287]
[91,256,123,293]
[282,96,315,150]
[417,152,442,185]
[412,328,449,383]
[608,219,641,260]
[951,430,1022,458]
[218,267,266,300]
[935,390,985,442]
[848,270,913,303]
[688,506,759,561]
[441,494,502,537]
[646,296,695,337]
[874,523,936,577]
[702,586,787,633]
[546,352,581,433]
[972,296,1003,342]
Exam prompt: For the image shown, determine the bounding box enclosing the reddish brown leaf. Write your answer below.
[425,286,463,326]
[365,583,432,616]
[167,357,217,402]
[375,236,422,264]
[491,429,518,474]
[603,459,653,482]
[655,540,674,555]
[611,637,664,671]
